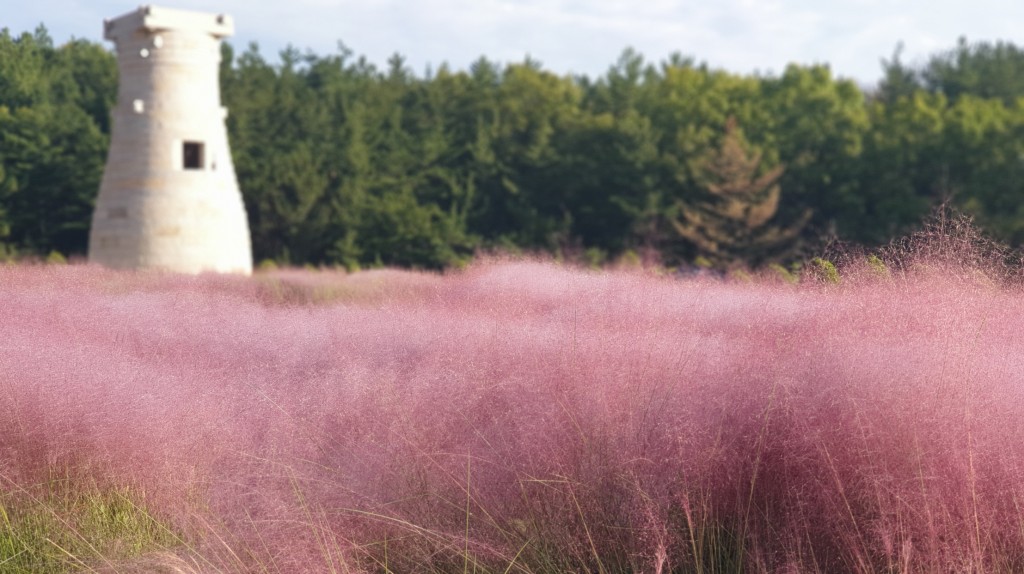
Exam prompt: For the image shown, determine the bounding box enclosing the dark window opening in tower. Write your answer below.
[183,141,204,170]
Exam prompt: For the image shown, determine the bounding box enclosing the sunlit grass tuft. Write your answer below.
[0,473,184,572]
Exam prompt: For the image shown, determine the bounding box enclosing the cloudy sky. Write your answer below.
[7,0,1024,86]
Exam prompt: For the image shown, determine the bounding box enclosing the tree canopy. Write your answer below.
[3,27,1024,269]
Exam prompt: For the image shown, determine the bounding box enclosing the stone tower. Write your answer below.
[89,5,252,274]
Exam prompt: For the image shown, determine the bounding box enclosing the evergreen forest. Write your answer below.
[4,25,1024,270]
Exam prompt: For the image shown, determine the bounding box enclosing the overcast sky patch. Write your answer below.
[6,0,1024,86]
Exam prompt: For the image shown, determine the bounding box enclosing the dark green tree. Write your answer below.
[876,43,921,105]
[0,26,112,257]
[761,64,868,244]
[922,37,1024,104]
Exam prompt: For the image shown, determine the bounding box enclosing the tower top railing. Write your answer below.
[104,5,234,41]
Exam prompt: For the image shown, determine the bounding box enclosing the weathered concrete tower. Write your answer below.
[89,5,252,274]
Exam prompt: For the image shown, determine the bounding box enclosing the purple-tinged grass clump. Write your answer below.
[3,237,1024,572]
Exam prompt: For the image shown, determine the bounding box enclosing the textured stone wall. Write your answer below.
[89,6,253,275]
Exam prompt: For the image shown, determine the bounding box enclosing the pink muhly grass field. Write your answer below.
[3,246,1024,571]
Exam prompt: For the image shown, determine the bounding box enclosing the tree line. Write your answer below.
[4,25,1024,269]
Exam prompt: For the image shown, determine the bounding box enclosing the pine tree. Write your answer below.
[672,118,808,267]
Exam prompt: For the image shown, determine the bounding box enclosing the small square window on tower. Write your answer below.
[183,141,204,170]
